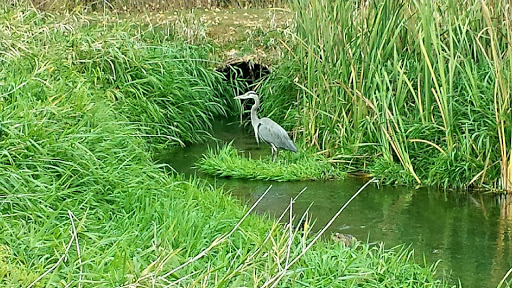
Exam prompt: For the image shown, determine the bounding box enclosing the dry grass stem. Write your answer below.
[27,210,79,288]
[262,178,377,288]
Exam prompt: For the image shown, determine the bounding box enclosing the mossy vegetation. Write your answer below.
[197,144,346,181]
[0,3,451,287]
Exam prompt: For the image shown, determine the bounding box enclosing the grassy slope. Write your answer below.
[0,5,448,287]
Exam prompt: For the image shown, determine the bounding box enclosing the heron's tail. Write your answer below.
[288,140,298,153]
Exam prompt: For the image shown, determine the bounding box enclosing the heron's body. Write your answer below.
[235,91,297,160]
[257,118,297,153]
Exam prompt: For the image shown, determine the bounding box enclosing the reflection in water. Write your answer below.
[491,196,512,286]
[157,120,512,288]
[219,180,512,288]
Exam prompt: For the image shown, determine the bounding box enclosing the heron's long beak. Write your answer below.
[234,93,248,100]
[234,91,257,100]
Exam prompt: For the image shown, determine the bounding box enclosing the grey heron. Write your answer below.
[235,91,297,161]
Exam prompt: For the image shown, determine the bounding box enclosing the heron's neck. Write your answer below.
[250,99,260,128]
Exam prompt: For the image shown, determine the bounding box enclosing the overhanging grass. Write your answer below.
[197,144,346,181]
[0,3,450,287]
[0,4,242,148]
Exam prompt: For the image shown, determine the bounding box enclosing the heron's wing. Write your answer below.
[258,118,297,152]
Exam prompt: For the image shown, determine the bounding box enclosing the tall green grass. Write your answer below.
[0,4,240,147]
[0,4,450,287]
[262,0,512,190]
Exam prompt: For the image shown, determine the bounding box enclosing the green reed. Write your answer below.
[263,0,512,190]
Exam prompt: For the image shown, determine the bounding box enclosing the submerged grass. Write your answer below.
[0,3,451,287]
[263,0,512,191]
[197,144,345,181]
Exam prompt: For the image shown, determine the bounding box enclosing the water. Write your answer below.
[158,119,512,288]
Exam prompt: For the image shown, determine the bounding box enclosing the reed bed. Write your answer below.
[0,4,449,287]
[262,0,512,191]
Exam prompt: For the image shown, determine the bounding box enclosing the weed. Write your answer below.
[197,144,345,181]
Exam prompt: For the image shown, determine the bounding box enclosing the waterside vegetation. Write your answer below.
[0,3,452,287]
[197,144,346,181]
[260,0,512,191]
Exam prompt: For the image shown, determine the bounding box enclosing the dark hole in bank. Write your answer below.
[218,60,270,95]
[218,60,270,115]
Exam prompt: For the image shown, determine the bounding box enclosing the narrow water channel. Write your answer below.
[158,119,512,288]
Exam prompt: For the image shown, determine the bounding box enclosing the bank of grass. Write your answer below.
[262,0,512,191]
[0,4,451,287]
[197,144,345,181]
[30,0,286,12]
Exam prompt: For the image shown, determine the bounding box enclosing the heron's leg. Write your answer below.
[271,144,278,162]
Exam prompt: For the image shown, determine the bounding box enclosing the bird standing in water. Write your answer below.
[234,91,297,161]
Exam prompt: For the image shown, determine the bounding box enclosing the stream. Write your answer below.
[158,119,512,288]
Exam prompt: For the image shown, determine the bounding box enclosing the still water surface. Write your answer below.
[159,120,512,288]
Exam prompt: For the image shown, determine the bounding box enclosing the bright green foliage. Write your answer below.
[0,245,38,286]
[0,4,450,287]
[293,242,444,287]
[262,0,512,190]
[197,144,346,181]
[0,5,240,148]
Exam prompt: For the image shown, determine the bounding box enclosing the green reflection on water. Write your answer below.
[157,120,512,288]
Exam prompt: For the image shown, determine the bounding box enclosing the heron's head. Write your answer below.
[234,91,259,101]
